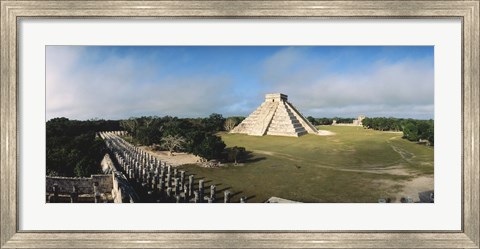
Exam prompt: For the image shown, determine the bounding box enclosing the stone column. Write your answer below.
[174,178,180,196]
[51,183,59,203]
[152,175,159,192]
[166,174,171,188]
[173,168,178,178]
[188,175,194,197]
[160,167,165,179]
[94,193,101,203]
[154,165,160,176]
[147,174,153,191]
[158,180,165,200]
[193,191,200,203]
[128,168,134,180]
[93,182,99,195]
[160,165,165,177]
[139,164,144,182]
[70,185,78,203]
[224,191,231,203]
[183,183,189,200]
[135,162,140,182]
[198,180,204,203]
[179,171,185,190]
[93,182,100,203]
[125,164,130,175]
[210,185,216,202]
[142,168,148,185]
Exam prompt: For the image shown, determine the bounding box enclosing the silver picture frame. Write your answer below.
[1,1,478,248]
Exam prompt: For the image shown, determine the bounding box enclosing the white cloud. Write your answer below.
[260,48,434,118]
[46,47,238,120]
[46,46,434,120]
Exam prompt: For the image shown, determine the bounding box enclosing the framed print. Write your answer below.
[1,1,479,248]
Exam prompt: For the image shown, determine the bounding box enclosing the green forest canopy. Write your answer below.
[46,115,433,177]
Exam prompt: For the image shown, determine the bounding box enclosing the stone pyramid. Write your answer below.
[230,93,318,137]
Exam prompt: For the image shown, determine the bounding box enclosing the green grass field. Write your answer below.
[178,126,434,203]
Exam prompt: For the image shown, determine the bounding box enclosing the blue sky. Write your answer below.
[46,46,434,120]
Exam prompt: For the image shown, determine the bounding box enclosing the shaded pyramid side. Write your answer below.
[265,101,308,137]
[284,102,319,134]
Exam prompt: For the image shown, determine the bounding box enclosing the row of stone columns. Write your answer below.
[99,131,248,203]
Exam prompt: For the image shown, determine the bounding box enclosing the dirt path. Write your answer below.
[253,149,410,176]
[393,176,434,202]
[254,149,433,202]
[141,146,202,167]
[317,130,336,136]
[389,143,416,162]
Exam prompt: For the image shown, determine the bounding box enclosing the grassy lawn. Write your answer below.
[178,126,434,203]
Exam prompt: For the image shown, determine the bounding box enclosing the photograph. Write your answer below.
[2,0,478,247]
[45,46,435,204]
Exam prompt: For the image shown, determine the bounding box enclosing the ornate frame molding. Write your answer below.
[1,1,478,248]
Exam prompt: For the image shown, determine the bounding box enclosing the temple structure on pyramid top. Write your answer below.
[230,93,319,137]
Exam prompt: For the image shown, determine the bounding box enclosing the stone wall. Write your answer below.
[46,174,112,195]
[332,115,365,127]
[111,171,139,203]
[101,153,116,174]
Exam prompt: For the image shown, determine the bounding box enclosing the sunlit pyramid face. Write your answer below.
[230,93,318,137]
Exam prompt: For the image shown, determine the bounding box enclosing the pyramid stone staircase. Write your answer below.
[230,93,318,137]
[265,101,308,137]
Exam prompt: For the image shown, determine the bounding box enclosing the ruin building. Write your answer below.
[230,93,318,137]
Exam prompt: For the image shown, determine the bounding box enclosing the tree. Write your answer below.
[161,117,193,137]
[136,126,162,146]
[120,118,138,135]
[306,116,318,125]
[46,118,107,177]
[425,124,434,145]
[402,122,419,142]
[224,118,237,131]
[142,116,154,128]
[316,117,333,125]
[226,146,247,165]
[203,113,226,132]
[361,117,433,146]
[161,134,187,156]
[192,135,226,160]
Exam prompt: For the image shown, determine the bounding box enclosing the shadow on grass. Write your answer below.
[244,151,266,163]
[217,187,232,192]
[230,191,243,198]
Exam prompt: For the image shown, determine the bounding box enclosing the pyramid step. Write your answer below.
[284,102,318,134]
[231,94,316,137]
[267,125,306,134]
[266,130,305,137]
